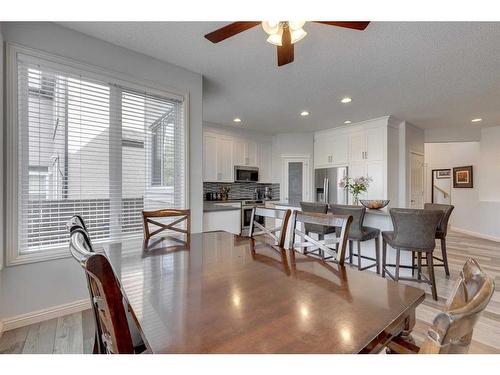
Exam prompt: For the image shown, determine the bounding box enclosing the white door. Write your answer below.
[331,135,349,165]
[410,153,425,208]
[232,138,246,166]
[314,136,332,167]
[203,133,218,181]
[281,157,311,203]
[217,136,233,182]
[349,132,366,163]
[246,141,258,166]
[366,127,385,161]
[366,160,385,199]
[258,143,272,183]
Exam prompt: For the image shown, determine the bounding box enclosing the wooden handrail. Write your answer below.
[433,185,449,198]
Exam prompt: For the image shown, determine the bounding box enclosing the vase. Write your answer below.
[353,195,359,206]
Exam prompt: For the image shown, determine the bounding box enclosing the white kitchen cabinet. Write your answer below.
[349,132,367,163]
[233,139,258,167]
[366,127,385,161]
[203,132,233,182]
[258,142,272,183]
[365,160,385,199]
[203,133,218,181]
[314,134,349,168]
[203,209,241,235]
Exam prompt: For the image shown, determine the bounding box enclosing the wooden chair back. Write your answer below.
[142,209,191,242]
[289,210,352,265]
[419,258,495,353]
[82,252,135,354]
[248,207,291,248]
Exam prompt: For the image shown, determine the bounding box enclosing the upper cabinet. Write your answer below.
[314,116,398,202]
[314,134,349,168]
[233,139,258,167]
[203,132,234,182]
[203,130,271,183]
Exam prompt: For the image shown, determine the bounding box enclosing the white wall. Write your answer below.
[271,132,314,201]
[425,126,481,143]
[398,121,425,207]
[425,139,500,241]
[0,24,4,271]
[0,23,5,272]
[0,22,203,320]
[479,126,500,202]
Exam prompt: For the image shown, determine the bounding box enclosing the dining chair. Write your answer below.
[81,252,136,354]
[248,206,292,249]
[289,210,352,266]
[330,204,380,273]
[382,208,443,300]
[67,214,93,248]
[422,203,455,277]
[299,202,336,240]
[142,208,191,242]
[386,258,495,354]
[68,224,146,354]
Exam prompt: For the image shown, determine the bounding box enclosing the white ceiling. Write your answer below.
[58,22,500,133]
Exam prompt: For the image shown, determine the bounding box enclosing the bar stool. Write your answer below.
[422,203,454,277]
[382,208,443,300]
[300,202,336,240]
[330,204,380,273]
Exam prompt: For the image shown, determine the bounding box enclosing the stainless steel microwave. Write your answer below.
[234,166,259,182]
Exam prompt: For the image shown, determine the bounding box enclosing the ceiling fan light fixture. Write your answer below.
[266,29,283,46]
[288,21,306,31]
[262,21,280,35]
[291,28,307,44]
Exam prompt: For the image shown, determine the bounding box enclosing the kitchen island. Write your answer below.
[270,202,413,276]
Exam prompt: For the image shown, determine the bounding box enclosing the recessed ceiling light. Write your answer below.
[300,111,310,117]
[344,120,352,124]
[233,117,242,123]
[471,118,482,123]
[341,97,352,104]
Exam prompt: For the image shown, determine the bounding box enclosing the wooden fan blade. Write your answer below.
[314,21,370,30]
[204,22,261,43]
[277,27,294,66]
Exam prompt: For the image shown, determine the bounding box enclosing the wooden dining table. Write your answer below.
[103,231,425,354]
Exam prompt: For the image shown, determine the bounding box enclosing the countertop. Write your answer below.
[271,201,392,216]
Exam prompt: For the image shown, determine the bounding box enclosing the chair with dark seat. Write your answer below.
[299,202,336,240]
[68,218,146,354]
[248,206,291,249]
[330,204,380,273]
[422,203,455,276]
[382,208,443,300]
[289,210,352,265]
[386,258,495,354]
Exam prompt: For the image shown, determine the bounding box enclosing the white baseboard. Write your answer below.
[0,299,90,333]
[451,226,500,243]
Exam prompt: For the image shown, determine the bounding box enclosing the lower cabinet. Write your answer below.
[203,210,241,235]
[348,160,385,202]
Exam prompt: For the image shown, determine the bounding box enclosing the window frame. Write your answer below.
[5,43,190,266]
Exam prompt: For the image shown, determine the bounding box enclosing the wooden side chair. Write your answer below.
[387,258,495,354]
[142,209,191,242]
[289,211,352,266]
[248,206,291,249]
[68,223,146,354]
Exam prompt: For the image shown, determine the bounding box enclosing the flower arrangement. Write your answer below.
[338,176,372,205]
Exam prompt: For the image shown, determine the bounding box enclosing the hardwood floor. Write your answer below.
[1,230,499,354]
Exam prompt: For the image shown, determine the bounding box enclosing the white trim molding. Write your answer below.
[451,226,500,243]
[0,299,91,333]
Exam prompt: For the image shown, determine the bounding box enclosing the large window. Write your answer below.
[7,47,186,264]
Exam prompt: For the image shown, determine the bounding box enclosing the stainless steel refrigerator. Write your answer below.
[314,167,348,204]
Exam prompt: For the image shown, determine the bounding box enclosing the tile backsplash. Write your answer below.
[203,182,280,200]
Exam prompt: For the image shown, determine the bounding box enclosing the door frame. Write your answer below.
[281,155,312,203]
[409,151,425,208]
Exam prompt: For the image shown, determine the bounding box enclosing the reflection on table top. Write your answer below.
[103,231,425,353]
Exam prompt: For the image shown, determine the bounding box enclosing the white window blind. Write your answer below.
[16,55,185,255]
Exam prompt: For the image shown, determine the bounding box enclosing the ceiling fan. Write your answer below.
[204,21,370,67]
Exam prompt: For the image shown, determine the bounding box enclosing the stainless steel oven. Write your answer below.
[234,166,259,182]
